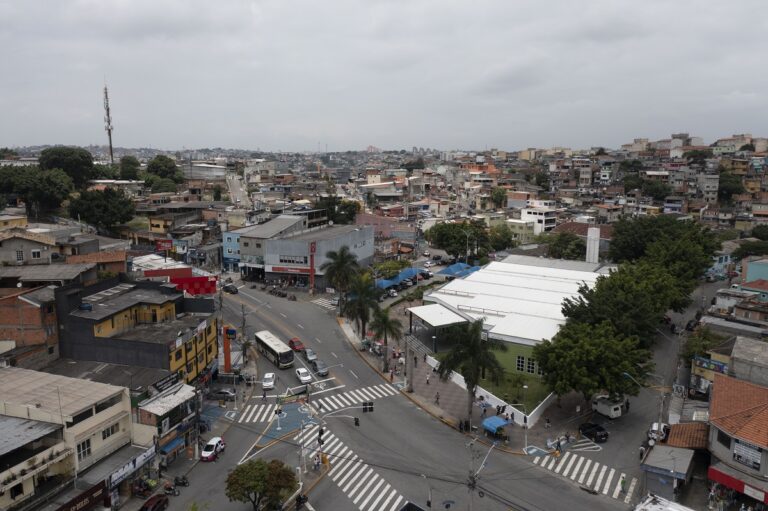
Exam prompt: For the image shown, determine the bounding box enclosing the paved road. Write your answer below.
[164,287,630,511]
[226,173,251,208]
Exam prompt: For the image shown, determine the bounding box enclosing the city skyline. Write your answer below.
[2,0,767,152]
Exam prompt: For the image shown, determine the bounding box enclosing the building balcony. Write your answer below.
[0,442,73,494]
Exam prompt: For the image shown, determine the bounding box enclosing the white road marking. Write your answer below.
[612,472,625,499]
[569,456,584,480]
[368,483,391,511]
[315,337,323,344]
[331,351,338,358]
[533,456,541,465]
[347,467,373,497]
[578,459,592,484]
[602,468,615,495]
[594,465,607,492]
[297,324,304,329]
[586,462,600,486]
[238,404,251,423]
[625,477,638,503]
[310,384,347,396]
[360,478,385,509]
[350,370,359,379]
[265,303,272,309]
[555,452,570,473]
[546,456,557,470]
[280,312,287,318]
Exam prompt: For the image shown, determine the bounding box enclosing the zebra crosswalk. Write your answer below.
[237,403,277,424]
[312,384,399,412]
[532,452,638,504]
[294,425,406,511]
[312,298,337,310]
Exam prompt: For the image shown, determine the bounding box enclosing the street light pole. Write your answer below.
[523,384,528,452]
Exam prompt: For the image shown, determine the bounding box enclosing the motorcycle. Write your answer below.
[174,475,190,487]
[164,481,180,497]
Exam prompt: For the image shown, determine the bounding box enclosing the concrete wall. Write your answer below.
[0,238,52,265]
[731,358,768,388]
[0,292,57,347]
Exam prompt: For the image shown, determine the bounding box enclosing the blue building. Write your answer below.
[222,230,242,272]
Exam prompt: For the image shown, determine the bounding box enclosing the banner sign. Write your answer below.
[155,239,173,251]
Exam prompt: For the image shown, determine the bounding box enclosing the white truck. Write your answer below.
[591,394,625,419]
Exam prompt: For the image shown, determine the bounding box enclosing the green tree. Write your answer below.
[734,240,768,260]
[373,260,410,279]
[622,174,644,193]
[489,224,514,251]
[740,143,755,152]
[225,459,297,511]
[436,321,506,420]
[370,307,403,372]
[68,188,135,231]
[595,147,607,156]
[490,187,507,209]
[642,180,672,201]
[424,221,488,261]
[152,178,178,193]
[343,272,379,337]
[683,149,712,166]
[534,321,652,401]
[213,185,223,201]
[0,148,18,159]
[718,172,744,204]
[93,163,118,180]
[534,172,550,189]
[119,156,140,180]
[39,146,95,189]
[546,232,586,260]
[147,155,182,182]
[680,326,727,366]
[320,246,360,311]
[752,225,768,241]
[562,262,689,346]
[31,168,73,214]
[619,160,644,172]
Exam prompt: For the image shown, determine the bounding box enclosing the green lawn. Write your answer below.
[436,347,551,412]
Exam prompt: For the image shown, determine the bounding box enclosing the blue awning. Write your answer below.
[437,262,471,276]
[159,436,185,455]
[454,267,480,278]
[482,416,508,434]
[376,279,396,289]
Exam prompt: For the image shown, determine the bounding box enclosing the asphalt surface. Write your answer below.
[163,284,630,511]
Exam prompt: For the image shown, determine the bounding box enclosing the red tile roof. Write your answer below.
[667,422,708,450]
[66,250,126,264]
[710,373,768,447]
[743,279,768,292]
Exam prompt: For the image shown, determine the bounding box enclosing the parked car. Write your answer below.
[288,338,305,352]
[311,359,329,377]
[423,250,430,257]
[432,255,442,261]
[296,367,312,384]
[685,319,698,331]
[388,289,398,298]
[200,436,226,462]
[579,422,609,443]
[423,261,433,268]
[223,284,239,294]
[303,348,318,363]
[212,388,236,401]
[330,296,340,307]
[262,373,275,391]
[139,495,169,511]
[648,422,670,443]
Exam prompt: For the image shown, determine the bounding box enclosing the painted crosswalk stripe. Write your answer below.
[336,458,362,486]
[555,452,571,473]
[533,456,541,465]
[562,453,577,477]
[357,388,376,400]
[546,456,557,470]
[360,478,385,509]
[330,455,358,480]
[366,386,385,398]
[578,459,592,484]
[570,456,584,480]
[336,394,353,406]
[247,404,261,422]
[346,467,373,496]
[367,483,390,511]
[238,404,251,423]
[593,465,607,491]
[354,473,379,504]
[329,446,347,464]
[380,384,398,395]
[326,395,342,408]
[625,477,638,504]
[256,404,273,422]
[341,464,369,492]
[379,489,397,511]
[325,398,340,410]
[612,473,625,499]
[388,494,403,511]
[602,468,615,495]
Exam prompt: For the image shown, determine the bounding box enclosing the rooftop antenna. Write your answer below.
[103,82,114,165]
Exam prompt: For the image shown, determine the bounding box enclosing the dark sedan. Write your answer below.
[579,422,609,443]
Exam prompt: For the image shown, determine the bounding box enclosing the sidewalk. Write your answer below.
[338,317,583,454]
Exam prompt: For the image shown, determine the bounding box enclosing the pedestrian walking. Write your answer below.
[481,406,487,418]
[426,373,430,385]
[639,445,646,460]
[435,392,440,405]
[620,475,626,493]
[625,398,630,412]
[545,417,551,429]
[390,369,394,382]
[262,389,267,402]
[423,353,427,363]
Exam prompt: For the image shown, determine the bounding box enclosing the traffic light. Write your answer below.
[362,401,374,413]
[317,427,325,446]
[354,417,360,427]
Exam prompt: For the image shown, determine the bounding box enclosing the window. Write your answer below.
[256,243,261,248]
[717,429,731,448]
[243,242,249,247]
[95,394,122,414]
[198,353,204,364]
[527,358,536,374]
[278,255,309,265]
[175,350,182,361]
[48,346,54,355]
[15,250,23,261]
[227,248,233,254]
[10,483,23,499]
[207,344,213,354]
[102,423,119,440]
[186,362,194,374]
[516,356,525,372]
[77,439,92,461]
[31,249,41,259]
[226,237,231,242]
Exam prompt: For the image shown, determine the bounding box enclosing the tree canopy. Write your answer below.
[718,172,744,204]
[225,459,297,511]
[147,155,183,183]
[734,240,768,260]
[534,172,550,189]
[119,156,140,180]
[68,188,135,231]
[213,184,223,201]
[619,159,644,172]
[151,177,179,193]
[545,232,586,260]
[681,326,727,366]
[424,221,488,260]
[0,148,18,159]
[491,187,507,209]
[752,225,768,241]
[0,165,73,216]
[533,321,652,401]
[489,223,514,251]
[683,149,712,166]
[39,146,95,189]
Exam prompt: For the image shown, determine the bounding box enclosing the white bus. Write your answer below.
[254,330,294,369]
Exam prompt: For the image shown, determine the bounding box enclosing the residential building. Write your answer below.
[0,286,58,370]
[520,207,558,235]
[0,367,131,509]
[506,219,536,245]
[0,229,57,266]
[0,214,28,230]
[66,250,127,275]
[238,215,308,280]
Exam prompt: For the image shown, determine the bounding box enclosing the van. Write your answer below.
[591,394,624,419]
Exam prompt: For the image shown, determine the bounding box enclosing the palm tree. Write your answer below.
[370,307,403,373]
[436,321,507,421]
[320,246,360,311]
[343,272,379,340]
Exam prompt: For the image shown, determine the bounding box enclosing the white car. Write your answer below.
[423,261,433,268]
[200,436,226,462]
[296,367,312,384]
[262,373,275,390]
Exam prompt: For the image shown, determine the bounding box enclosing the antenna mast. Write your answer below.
[103,84,114,165]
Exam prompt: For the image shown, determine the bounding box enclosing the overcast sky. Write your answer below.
[2,0,767,152]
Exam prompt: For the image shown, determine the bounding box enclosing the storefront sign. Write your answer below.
[694,356,728,374]
[56,480,106,511]
[734,439,762,470]
[153,372,181,393]
[155,239,173,252]
[745,485,765,502]
[267,266,310,274]
[108,446,156,488]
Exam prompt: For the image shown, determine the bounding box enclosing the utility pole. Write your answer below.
[103,83,114,165]
[240,304,248,364]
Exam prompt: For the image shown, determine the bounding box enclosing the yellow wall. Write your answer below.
[176,318,218,384]
[94,303,177,337]
[0,216,28,230]
[149,217,172,234]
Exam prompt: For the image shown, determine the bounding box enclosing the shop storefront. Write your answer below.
[106,446,156,510]
[55,480,108,511]
[708,461,768,506]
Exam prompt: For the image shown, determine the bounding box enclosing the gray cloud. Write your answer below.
[1,0,767,151]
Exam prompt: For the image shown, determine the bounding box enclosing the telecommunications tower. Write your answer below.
[103,84,114,164]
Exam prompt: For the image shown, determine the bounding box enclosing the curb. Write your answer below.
[335,317,527,456]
